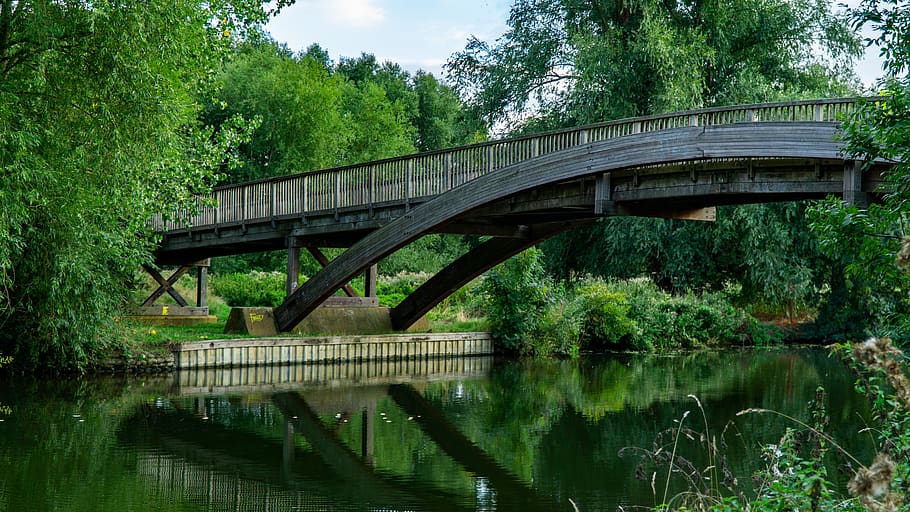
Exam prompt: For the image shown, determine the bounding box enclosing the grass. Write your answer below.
[128,320,256,346]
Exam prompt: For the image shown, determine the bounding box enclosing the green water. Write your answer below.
[0,348,873,511]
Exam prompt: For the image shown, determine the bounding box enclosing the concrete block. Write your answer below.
[224,307,279,336]
[292,306,429,335]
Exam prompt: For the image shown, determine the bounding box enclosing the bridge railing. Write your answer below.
[150,98,857,234]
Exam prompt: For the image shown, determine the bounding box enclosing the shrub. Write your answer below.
[606,279,750,349]
[376,272,432,307]
[567,279,636,349]
[481,248,553,355]
[212,271,288,307]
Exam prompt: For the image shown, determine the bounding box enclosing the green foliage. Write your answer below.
[544,203,822,315]
[375,272,431,307]
[482,253,755,356]
[807,2,910,342]
[340,80,415,163]
[446,0,860,128]
[206,47,485,186]
[482,248,553,355]
[0,0,276,371]
[211,271,287,307]
[566,280,636,349]
[207,40,349,181]
[807,199,910,340]
[606,279,751,350]
[380,234,473,275]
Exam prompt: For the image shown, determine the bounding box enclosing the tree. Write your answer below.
[0,0,285,370]
[337,53,486,152]
[807,1,910,340]
[206,40,348,182]
[447,0,861,129]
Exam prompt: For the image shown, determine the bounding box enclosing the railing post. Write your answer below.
[815,104,824,122]
[269,183,275,225]
[531,137,539,158]
[241,187,247,232]
[486,145,494,174]
[745,109,755,122]
[405,159,412,212]
[213,193,219,234]
[334,172,341,218]
[445,153,453,190]
[632,121,641,134]
[689,114,698,127]
[579,129,588,145]
[368,165,375,218]
[286,242,300,298]
[301,176,308,224]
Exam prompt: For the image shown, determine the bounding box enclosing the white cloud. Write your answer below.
[317,0,386,28]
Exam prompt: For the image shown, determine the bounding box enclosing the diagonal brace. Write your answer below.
[307,248,359,298]
[141,264,191,307]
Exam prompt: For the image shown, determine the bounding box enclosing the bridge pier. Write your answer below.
[132,260,215,325]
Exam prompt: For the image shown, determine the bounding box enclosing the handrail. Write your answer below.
[150,98,858,233]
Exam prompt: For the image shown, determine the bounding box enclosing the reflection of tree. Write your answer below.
[421,350,871,506]
[0,376,178,511]
[0,354,9,415]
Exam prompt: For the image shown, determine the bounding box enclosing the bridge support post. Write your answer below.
[196,259,209,309]
[594,172,615,215]
[133,261,215,325]
[283,419,295,477]
[361,403,375,465]
[843,160,869,207]
[287,245,300,298]
[364,265,378,299]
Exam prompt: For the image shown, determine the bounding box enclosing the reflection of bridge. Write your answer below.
[150,99,888,332]
[120,361,570,511]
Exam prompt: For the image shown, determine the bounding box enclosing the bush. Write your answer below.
[606,279,750,349]
[376,272,432,307]
[212,271,287,307]
[481,248,554,355]
[567,279,636,349]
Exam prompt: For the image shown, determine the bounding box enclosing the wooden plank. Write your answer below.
[134,306,211,316]
[364,264,378,299]
[322,296,379,307]
[286,246,300,297]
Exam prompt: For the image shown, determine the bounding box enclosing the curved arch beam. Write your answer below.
[390,221,592,331]
[274,123,843,332]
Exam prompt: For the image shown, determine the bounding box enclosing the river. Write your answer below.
[0,347,874,511]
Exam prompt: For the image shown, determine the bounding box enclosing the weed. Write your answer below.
[627,339,910,511]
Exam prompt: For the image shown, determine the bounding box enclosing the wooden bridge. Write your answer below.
[151,98,886,333]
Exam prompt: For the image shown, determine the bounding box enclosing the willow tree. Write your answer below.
[447,0,861,128]
[0,0,290,370]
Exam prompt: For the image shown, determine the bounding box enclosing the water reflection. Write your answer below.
[0,348,873,511]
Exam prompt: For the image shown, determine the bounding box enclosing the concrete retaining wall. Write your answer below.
[172,332,492,370]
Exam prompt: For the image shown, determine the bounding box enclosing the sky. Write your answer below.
[266,0,512,79]
[266,0,886,88]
